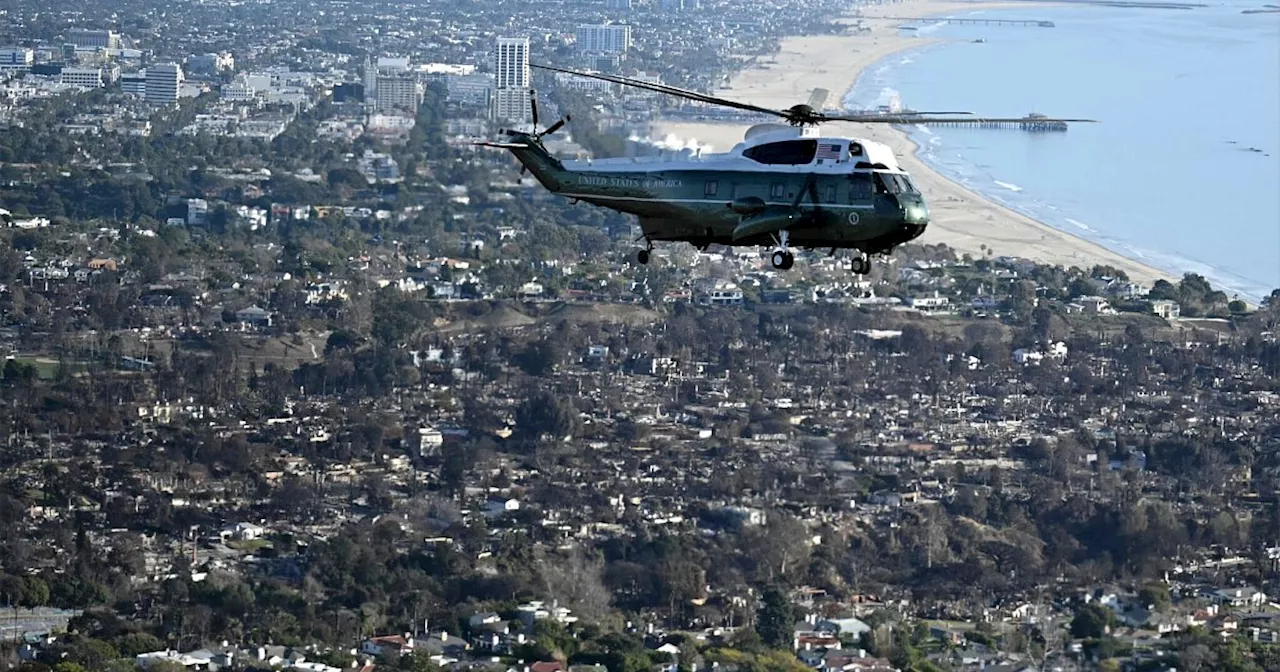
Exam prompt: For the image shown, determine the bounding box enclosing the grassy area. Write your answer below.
[234,334,327,367]
[8,356,88,379]
[226,538,272,552]
[1062,312,1170,338]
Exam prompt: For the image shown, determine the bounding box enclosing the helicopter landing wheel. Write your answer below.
[637,249,650,265]
[850,253,871,275]
[771,250,794,270]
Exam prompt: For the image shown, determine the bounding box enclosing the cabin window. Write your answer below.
[743,139,819,165]
[770,183,786,199]
[824,185,836,203]
[704,180,718,197]
[849,173,873,201]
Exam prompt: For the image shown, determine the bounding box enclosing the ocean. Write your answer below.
[843,0,1280,302]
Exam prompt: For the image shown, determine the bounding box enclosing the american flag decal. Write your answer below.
[815,142,842,160]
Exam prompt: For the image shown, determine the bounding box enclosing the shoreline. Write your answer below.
[651,0,1174,286]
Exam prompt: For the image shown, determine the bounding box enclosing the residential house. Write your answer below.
[1078,295,1115,314]
[1013,349,1044,366]
[469,612,503,629]
[485,497,520,518]
[694,278,743,306]
[362,634,414,657]
[908,293,951,312]
[220,522,265,541]
[1151,299,1181,319]
[1213,587,1267,608]
[234,305,273,328]
[517,600,577,627]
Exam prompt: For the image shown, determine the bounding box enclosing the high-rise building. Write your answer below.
[375,75,423,113]
[494,37,529,89]
[605,0,633,9]
[363,53,376,102]
[493,37,531,123]
[576,24,631,54]
[145,62,183,105]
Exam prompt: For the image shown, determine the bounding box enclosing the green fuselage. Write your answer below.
[507,136,930,255]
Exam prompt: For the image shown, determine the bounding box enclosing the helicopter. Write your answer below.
[478,64,1094,274]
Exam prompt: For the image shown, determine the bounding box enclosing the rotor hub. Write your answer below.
[784,104,819,125]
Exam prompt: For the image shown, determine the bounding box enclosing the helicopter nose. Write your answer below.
[905,203,929,225]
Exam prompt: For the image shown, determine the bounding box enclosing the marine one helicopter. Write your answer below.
[478,64,1094,274]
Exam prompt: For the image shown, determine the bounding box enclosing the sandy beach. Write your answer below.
[652,0,1172,285]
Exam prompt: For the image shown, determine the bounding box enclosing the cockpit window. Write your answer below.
[743,139,818,165]
[874,172,918,195]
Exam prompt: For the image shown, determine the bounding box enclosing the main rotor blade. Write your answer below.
[532,63,791,121]
[474,141,533,149]
[822,114,1097,124]
[529,89,540,128]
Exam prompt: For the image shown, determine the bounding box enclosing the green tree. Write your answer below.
[19,576,49,607]
[1070,603,1114,639]
[1138,584,1172,613]
[755,586,794,649]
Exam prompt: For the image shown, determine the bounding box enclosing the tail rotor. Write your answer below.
[476,89,571,178]
[527,89,570,141]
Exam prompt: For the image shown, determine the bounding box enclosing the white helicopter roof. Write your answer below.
[562,123,903,174]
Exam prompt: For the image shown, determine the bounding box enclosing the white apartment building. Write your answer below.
[575,24,631,54]
[188,52,234,74]
[375,74,423,113]
[492,37,530,123]
[494,37,529,89]
[221,78,256,101]
[0,47,34,69]
[60,66,106,88]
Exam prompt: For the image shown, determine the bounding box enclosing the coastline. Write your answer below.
[651,0,1173,286]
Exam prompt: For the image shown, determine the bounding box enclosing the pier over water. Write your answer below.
[877,16,1057,26]
[908,114,1071,131]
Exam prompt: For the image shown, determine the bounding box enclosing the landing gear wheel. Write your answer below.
[637,249,650,265]
[850,253,871,275]
[771,250,794,270]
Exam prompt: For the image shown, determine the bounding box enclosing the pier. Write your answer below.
[877,16,1056,26]
[909,114,1069,132]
